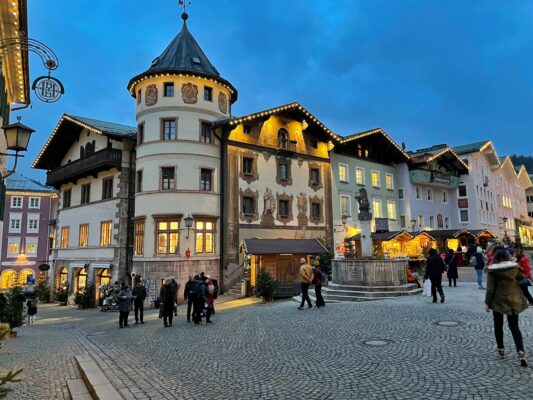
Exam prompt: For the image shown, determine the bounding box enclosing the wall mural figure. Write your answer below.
[261,187,276,227]
[297,192,308,228]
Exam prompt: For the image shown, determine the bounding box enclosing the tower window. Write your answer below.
[204,86,213,101]
[161,118,177,140]
[200,169,213,191]
[200,121,212,143]
[164,82,174,97]
[161,167,175,190]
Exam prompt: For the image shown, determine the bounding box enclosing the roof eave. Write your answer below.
[127,69,238,104]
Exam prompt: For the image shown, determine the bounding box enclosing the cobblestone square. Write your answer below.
[2,276,532,399]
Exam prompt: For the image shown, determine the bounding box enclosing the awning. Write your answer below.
[242,238,328,255]
[349,230,413,241]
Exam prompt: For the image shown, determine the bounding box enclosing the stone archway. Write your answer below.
[56,266,68,289]
[18,269,35,286]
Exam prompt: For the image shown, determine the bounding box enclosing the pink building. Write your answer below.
[0,173,56,289]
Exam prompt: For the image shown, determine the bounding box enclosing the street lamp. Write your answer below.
[1,117,35,178]
[410,218,417,233]
[183,215,193,239]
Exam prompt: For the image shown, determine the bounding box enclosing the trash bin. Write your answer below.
[241,278,250,297]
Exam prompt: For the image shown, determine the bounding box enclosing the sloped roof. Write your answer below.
[409,146,468,174]
[453,140,490,155]
[68,115,136,138]
[350,231,413,241]
[128,16,237,102]
[337,128,410,162]
[6,172,55,192]
[242,238,327,255]
[33,114,136,170]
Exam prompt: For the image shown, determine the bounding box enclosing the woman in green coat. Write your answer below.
[484,248,528,367]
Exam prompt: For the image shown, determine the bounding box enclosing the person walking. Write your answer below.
[312,258,326,308]
[484,248,528,367]
[298,257,314,310]
[184,276,195,322]
[516,249,533,306]
[424,248,446,303]
[445,248,458,287]
[117,285,133,328]
[160,278,174,327]
[191,276,204,325]
[26,296,38,326]
[469,246,486,289]
[170,276,178,317]
[132,280,147,324]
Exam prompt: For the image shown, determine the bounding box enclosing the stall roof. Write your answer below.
[415,231,437,241]
[350,230,413,241]
[242,238,328,255]
[469,229,497,238]
[422,229,473,238]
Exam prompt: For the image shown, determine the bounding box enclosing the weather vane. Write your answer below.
[179,0,191,18]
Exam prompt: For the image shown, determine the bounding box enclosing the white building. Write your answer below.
[32,114,136,297]
[127,12,237,300]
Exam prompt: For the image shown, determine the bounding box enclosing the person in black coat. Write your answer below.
[424,248,446,303]
[132,280,147,324]
[191,276,203,324]
[160,278,174,327]
[445,248,459,287]
[184,276,195,323]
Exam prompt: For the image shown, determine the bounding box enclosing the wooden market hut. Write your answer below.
[349,231,414,258]
[242,238,328,297]
[470,229,497,248]
[423,229,475,252]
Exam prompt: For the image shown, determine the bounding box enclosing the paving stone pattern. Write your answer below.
[1,278,533,399]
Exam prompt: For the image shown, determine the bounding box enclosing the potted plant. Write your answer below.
[34,275,52,303]
[253,270,278,303]
[74,283,96,309]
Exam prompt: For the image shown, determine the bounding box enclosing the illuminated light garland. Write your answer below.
[32,114,106,168]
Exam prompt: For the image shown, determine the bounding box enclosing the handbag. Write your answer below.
[519,278,532,287]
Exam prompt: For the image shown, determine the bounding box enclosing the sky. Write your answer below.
[13,0,533,181]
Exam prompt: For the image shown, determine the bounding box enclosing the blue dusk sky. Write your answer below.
[15,0,533,181]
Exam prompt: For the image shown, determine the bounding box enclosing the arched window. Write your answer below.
[277,128,289,149]
[85,143,92,155]
[57,266,68,288]
[80,146,85,159]
[18,269,35,286]
[0,270,17,289]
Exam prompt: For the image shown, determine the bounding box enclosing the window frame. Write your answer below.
[242,196,255,216]
[204,86,213,101]
[160,117,178,141]
[7,237,20,257]
[163,82,175,97]
[9,213,21,234]
[61,226,70,248]
[199,120,213,144]
[63,189,71,208]
[458,183,467,198]
[442,190,448,204]
[81,183,91,205]
[161,166,177,190]
[100,221,112,247]
[386,200,397,220]
[10,196,22,208]
[340,194,352,217]
[372,198,382,218]
[134,219,145,256]
[79,223,89,247]
[102,177,114,200]
[385,173,394,190]
[200,168,213,192]
[371,170,381,188]
[415,186,421,200]
[137,122,145,146]
[278,199,290,218]
[338,163,349,183]
[136,170,143,193]
[459,209,470,223]
[25,237,38,256]
[155,218,180,255]
[29,197,41,209]
[398,187,405,200]
[26,213,39,234]
[243,157,254,175]
[195,219,216,254]
[311,201,321,220]
[355,167,365,185]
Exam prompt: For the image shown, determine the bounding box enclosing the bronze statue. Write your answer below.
[355,188,372,221]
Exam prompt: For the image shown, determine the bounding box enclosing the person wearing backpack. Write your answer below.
[312,258,326,308]
[470,247,486,289]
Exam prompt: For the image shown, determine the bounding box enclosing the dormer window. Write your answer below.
[192,56,201,65]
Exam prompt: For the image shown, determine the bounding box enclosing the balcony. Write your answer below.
[276,139,297,155]
[409,169,460,188]
[46,148,122,188]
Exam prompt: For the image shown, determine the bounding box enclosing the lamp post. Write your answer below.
[183,215,193,239]
[1,117,34,178]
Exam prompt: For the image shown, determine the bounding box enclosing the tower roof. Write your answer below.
[127,15,237,103]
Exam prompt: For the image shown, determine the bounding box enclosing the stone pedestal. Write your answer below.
[360,219,373,257]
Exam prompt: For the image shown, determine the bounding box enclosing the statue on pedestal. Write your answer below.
[354,188,372,221]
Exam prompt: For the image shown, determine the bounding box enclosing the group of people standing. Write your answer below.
[298,256,327,310]
[183,273,218,325]
[116,279,147,328]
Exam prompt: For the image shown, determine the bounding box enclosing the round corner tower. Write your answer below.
[127,12,238,294]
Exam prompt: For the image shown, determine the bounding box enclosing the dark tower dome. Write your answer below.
[127,17,237,103]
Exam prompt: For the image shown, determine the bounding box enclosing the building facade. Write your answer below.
[128,13,237,301]
[398,145,469,236]
[215,102,335,293]
[330,128,409,257]
[0,173,55,289]
[32,115,136,297]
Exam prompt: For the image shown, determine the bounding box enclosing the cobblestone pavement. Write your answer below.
[2,275,533,400]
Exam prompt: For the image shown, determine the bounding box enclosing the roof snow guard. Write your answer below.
[127,17,237,103]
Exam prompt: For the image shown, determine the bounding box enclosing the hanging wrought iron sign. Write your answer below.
[32,74,64,103]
